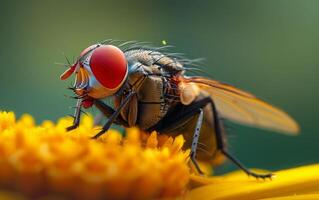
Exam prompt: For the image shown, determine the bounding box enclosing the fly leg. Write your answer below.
[162,107,205,174]
[93,99,128,126]
[190,108,205,174]
[66,99,82,131]
[207,97,273,179]
[92,91,135,139]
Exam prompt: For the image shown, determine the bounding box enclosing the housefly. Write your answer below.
[60,40,299,178]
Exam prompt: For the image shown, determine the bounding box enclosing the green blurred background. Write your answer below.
[0,0,318,174]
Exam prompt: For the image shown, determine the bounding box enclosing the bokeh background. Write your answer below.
[0,0,318,174]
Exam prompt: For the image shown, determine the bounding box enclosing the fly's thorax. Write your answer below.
[119,65,181,130]
[125,49,184,75]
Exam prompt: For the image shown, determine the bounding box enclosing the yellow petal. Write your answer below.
[260,194,319,200]
[187,164,319,200]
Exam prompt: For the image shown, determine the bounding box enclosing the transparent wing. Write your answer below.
[182,76,299,135]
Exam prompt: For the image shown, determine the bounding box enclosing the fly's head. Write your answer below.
[60,44,128,107]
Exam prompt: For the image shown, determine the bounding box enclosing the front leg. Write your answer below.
[94,99,128,126]
[66,99,82,131]
[92,91,135,139]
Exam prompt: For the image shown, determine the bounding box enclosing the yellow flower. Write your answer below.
[0,111,189,199]
[0,111,318,200]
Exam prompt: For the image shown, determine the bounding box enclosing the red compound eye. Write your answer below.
[89,45,127,89]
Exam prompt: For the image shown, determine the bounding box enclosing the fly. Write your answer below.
[60,40,299,179]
